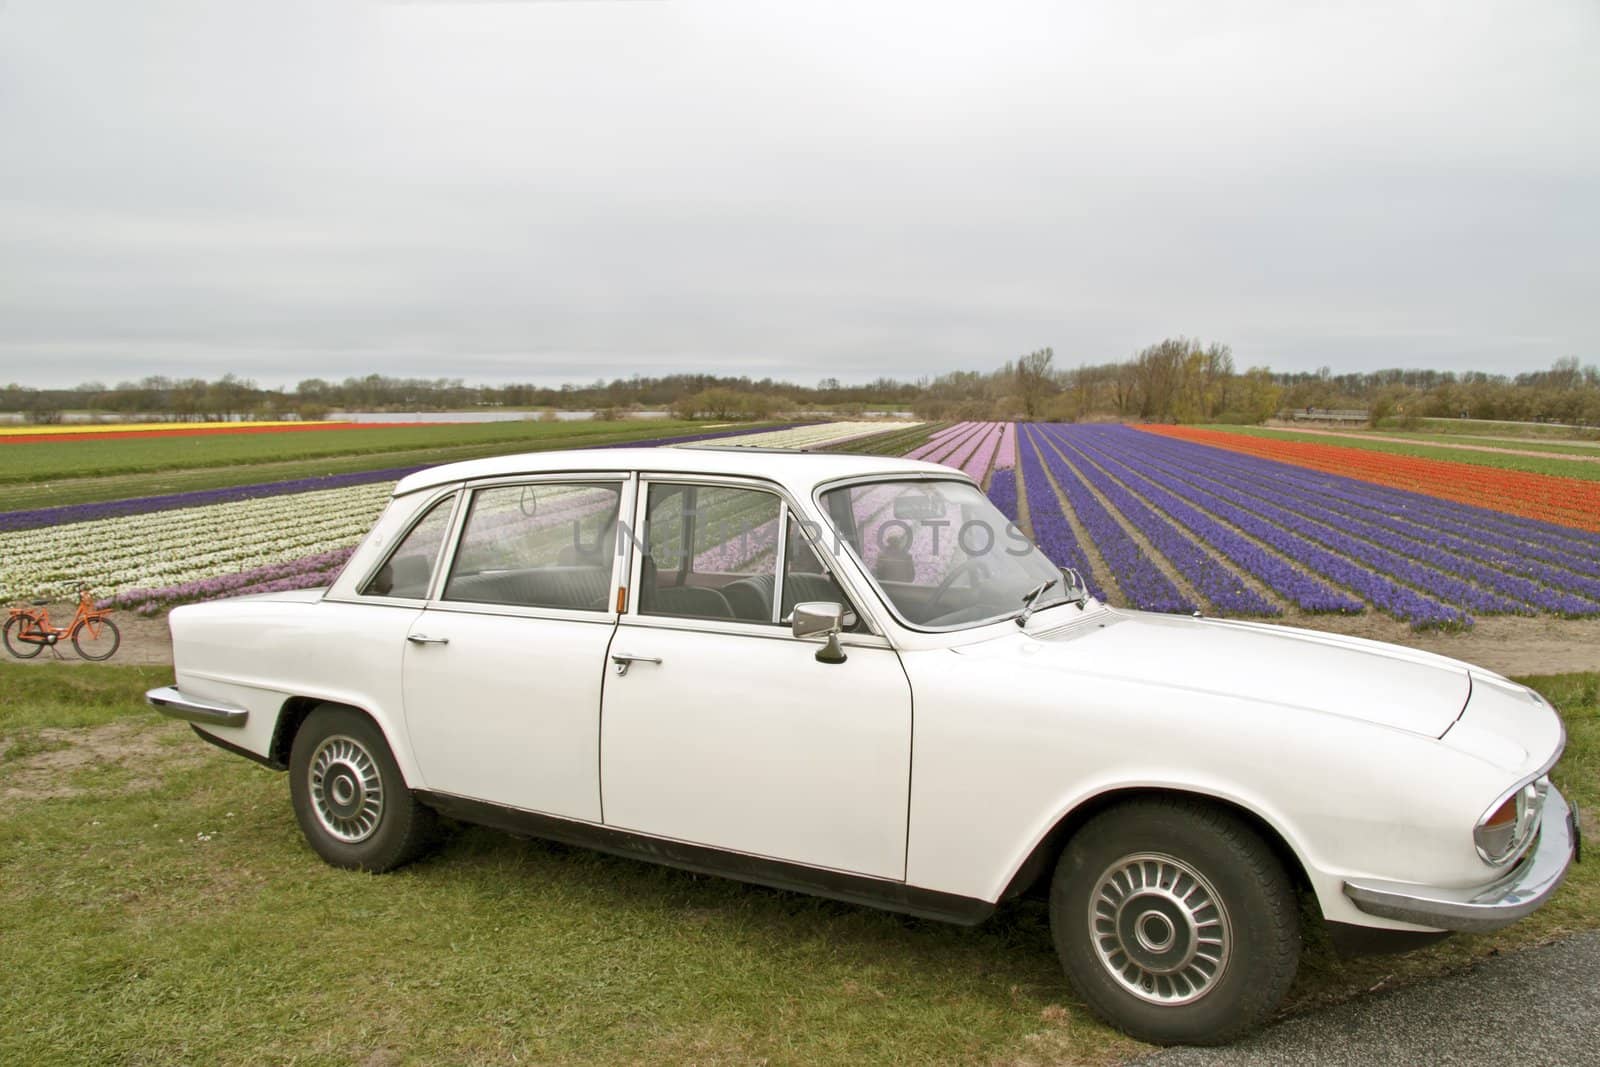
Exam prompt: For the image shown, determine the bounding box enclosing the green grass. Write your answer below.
[2,665,1595,1064]
[1355,430,1600,457]
[824,421,947,457]
[1199,425,1600,481]
[1381,417,1600,441]
[0,419,748,486]
[0,421,791,510]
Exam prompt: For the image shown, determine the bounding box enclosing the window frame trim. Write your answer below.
[349,485,465,606]
[627,473,878,638]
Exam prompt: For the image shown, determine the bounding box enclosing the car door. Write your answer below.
[400,475,630,822]
[599,477,913,881]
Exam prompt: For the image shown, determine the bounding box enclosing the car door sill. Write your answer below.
[416,790,995,926]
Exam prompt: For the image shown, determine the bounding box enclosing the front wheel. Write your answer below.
[3,615,45,659]
[1049,799,1301,1046]
[72,617,121,660]
[289,705,437,872]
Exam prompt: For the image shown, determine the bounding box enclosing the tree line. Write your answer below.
[4,348,1597,427]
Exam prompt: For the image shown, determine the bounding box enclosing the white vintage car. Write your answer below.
[150,447,1578,1044]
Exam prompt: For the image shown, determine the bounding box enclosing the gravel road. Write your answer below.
[1140,932,1600,1066]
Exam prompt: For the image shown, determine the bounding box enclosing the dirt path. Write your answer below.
[1259,613,1600,677]
[1273,427,1600,463]
[13,580,1600,682]
[6,603,172,666]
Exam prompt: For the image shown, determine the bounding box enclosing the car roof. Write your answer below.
[391,445,964,497]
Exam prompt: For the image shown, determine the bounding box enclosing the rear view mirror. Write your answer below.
[893,489,947,521]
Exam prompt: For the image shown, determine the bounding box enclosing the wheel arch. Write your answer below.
[271,695,419,785]
[999,785,1315,904]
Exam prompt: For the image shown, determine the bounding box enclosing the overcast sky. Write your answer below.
[1,1,1595,389]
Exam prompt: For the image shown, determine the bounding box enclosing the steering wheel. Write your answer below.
[925,558,991,615]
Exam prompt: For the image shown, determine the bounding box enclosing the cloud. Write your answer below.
[0,0,1595,388]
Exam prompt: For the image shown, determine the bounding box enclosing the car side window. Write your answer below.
[782,514,863,632]
[639,483,782,623]
[442,482,622,612]
[362,492,458,598]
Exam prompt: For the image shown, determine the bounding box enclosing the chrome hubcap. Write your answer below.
[308,735,384,844]
[1088,852,1232,1005]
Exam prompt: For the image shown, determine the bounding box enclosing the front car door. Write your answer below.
[401,475,630,822]
[599,476,913,880]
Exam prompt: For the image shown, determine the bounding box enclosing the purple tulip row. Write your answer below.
[988,468,1018,524]
[1025,425,1193,611]
[1163,436,1600,583]
[1124,430,1600,616]
[1048,429,1363,614]
[1016,434,1103,599]
[106,547,356,615]
[1036,426,1280,616]
[1079,429,1473,627]
[0,423,797,534]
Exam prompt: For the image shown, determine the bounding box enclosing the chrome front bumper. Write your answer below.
[1343,786,1579,933]
[146,685,249,728]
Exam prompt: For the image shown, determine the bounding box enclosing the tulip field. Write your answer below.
[1006,423,1600,629]
[3,414,1599,630]
[0,420,908,614]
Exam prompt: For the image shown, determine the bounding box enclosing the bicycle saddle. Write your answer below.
[30,599,49,606]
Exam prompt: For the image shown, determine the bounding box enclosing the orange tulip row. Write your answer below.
[1138,426,1600,534]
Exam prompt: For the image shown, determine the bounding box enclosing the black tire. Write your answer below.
[1049,798,1301,1046]
[288,705,437,872]
[72,618,121,660]
[3,615,45,659]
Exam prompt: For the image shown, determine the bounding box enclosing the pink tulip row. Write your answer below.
[904,421,1014,486]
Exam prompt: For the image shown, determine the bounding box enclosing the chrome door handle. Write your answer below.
[611,652,662,676]
[407,634,450,645]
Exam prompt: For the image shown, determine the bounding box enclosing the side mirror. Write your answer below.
[791,601,848,664]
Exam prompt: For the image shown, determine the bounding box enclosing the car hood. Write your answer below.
[952,607,1475,738]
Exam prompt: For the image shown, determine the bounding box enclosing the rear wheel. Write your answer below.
[1049,798,1301,1046]
[72,618,121,660]
[289,705,437,872]
[3,615,45,659]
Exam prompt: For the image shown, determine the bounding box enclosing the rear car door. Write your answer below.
[400,475,629,822]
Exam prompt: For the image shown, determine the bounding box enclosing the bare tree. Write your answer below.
[1015,347,1055,418]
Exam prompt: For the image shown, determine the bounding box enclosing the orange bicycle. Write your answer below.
[4,587,121,660]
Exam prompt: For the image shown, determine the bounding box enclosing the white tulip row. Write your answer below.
[678,422,916,450]
[0,483,394,602]
[1,422,918,603]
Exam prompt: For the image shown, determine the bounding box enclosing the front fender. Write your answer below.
[901,648,1511,931]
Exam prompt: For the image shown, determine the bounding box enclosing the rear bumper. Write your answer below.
[1343,786,1578,933]
[146,685,249,728]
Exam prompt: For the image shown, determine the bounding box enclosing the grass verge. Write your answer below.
[0,420,789,510]
[2,664,1594,1065]
[0,419,758,487]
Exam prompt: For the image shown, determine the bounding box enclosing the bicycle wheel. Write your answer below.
[72,617,121,661]
[3,615,45,659]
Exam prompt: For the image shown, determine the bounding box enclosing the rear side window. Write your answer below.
[362,493,457,598]
[442,482,622,612]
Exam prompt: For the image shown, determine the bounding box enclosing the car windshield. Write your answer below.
[818,478,1072,629]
